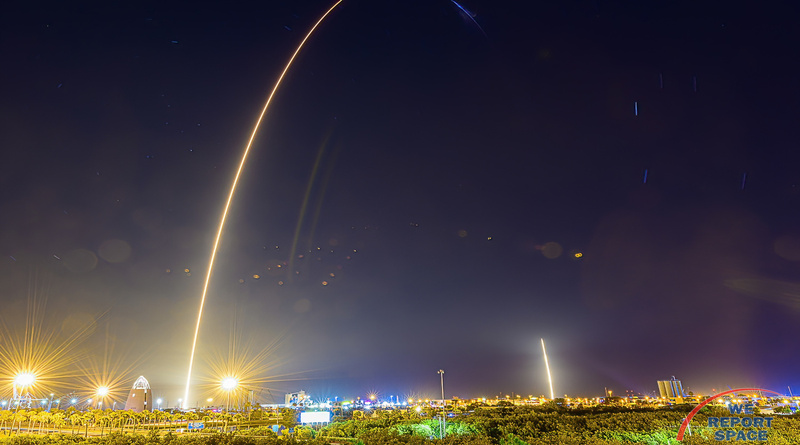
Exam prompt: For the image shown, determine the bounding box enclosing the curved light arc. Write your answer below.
[183,0,344,409]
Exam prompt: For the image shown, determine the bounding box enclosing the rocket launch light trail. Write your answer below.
[541,338,554,400]
[182,0,344,409]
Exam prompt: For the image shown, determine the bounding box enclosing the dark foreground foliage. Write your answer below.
[3,405,800,444]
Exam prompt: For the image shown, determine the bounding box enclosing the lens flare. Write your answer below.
[541,338,554,400]
[197,328,313,409]
[14,373,35,387]
[0,282,100,398]
[183,0,344,409]
[76,323,144,407]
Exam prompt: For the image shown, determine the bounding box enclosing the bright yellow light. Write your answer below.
[14,373,35,387]
[97,386,109,397]
[221,377,238,391]
[574,252,583,258]
[1,280,101,399]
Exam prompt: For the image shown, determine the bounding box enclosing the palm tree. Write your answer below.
[12,409,29,434]
[131,410,142,433]
[233,413,244,431]
[119,410,132,433]
[51,412,66,434]
[107,411,119,433]
[220,412,233,432]
[0,410,12,435]
[140,411,150,431]
[36,411,52,434]
[27,411,40,434]
[153,410,166,432]
[69,413,81,435]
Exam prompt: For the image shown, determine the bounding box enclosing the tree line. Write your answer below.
[2,404,800,444]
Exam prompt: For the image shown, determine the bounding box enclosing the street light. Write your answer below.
[14,373,35,387]
[222,377,238,411]
[157,398,162,410]
[13,373,36,409]
[438,369,446,439]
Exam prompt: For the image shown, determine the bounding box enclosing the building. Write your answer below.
[124,376,154,412]
[285,390,309,406]
[658,377,685,399]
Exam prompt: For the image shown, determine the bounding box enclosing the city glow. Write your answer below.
[183,0,344,409]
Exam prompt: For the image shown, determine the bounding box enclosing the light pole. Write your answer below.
[13,373,35,410]
[438,369,446,439]
[222,377,238,411]
[97,386,109,408]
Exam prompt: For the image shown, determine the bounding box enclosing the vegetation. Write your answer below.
[0,404,799,444]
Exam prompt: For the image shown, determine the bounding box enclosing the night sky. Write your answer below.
[3,0,800,404]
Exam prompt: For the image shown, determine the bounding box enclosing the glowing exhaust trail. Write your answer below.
[541,338,554,399]
[183,0,344,409]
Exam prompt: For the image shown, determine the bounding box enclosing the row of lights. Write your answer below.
[8,372,170,410]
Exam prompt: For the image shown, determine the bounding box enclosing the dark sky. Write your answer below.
[2,0,800,405]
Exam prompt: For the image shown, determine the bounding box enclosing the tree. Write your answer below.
[12,409,29,434]
[51,412,66,434]
[0,410,12,434]
[69,412,81,435]
[279,409,297,429]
